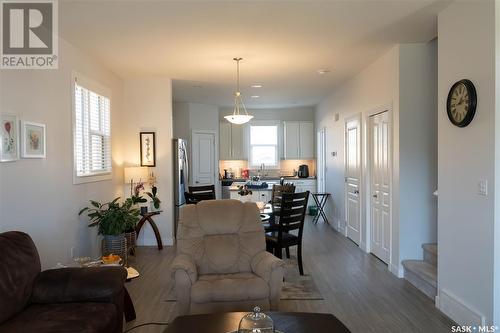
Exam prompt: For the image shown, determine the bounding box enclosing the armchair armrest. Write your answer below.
[251,251,285,311]
[31,267,127,304]
[251,251,285,282]
[171,254,197,315]
[171,254,198,284]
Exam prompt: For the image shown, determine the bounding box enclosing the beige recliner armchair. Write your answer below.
[172,199,285,315]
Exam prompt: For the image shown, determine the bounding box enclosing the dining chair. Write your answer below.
[188,185,216,201]
[268,184,296,258]
[184,192,200,205]
[265,191,309,275]
[270,184,296,209]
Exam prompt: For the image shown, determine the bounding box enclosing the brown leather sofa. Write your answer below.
[0,231,127,333]
[172,199,285,315]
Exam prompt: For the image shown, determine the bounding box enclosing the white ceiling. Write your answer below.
[59,0,450,108]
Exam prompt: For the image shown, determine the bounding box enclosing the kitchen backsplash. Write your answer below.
[219,159,315,179]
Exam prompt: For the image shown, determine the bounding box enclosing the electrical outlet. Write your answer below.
[478,179,488,196]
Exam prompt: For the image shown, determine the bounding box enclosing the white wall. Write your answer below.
[315,42,437,277]
[437,1,497,325]
[315,46,399,240]
[121,78,174,246]
[172,102,190,141]
[173,102,219,195]
[0,38,124,268]
[398,42,438,262]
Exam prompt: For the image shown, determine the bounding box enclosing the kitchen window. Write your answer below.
[73,74,112,184]
[249,123,279,167]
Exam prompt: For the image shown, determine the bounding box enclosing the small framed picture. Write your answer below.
[21,121,46,158]
[140,132,156,167]
[0,113,19,162]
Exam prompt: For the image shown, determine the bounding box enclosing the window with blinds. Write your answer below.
[73,81,111,183]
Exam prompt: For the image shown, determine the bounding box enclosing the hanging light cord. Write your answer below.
[233,57,249,117]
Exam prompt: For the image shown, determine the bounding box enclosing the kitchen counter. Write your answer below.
[229,186,273,191]
[222,176,316,182]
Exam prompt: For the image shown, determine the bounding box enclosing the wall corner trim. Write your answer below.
[389,263,404,278]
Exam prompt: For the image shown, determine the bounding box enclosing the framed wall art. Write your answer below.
[0,114,19,162]
[21,121,46,158]
[140,132,156,167]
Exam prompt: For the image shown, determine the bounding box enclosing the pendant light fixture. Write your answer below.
[224,57,253,125]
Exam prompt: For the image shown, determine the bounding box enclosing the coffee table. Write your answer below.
[165,312,351,333]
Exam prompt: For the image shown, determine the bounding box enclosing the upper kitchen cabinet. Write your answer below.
[283,121,314,159]
[219,122,247,160]
[220,122,232,160]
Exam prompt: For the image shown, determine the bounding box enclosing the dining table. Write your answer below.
[260,203,278,232]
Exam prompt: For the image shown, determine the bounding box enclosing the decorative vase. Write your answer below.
[102,234,127,265]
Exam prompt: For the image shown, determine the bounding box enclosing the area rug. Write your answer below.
[165,256,323,302]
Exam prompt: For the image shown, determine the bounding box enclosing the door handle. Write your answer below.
[353,190,359,194]
[373,194,378,198]
[195,181,199,184]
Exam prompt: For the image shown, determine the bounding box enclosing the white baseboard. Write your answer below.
[437,289,485,326]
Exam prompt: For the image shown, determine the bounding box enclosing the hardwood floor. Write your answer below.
[124,217,454,333]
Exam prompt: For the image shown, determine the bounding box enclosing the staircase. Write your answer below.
[402,244,437,299]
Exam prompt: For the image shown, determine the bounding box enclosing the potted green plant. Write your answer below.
[146,185,161,211]
[79,197,140,259]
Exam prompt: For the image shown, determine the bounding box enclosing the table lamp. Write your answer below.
[124,166,149,184]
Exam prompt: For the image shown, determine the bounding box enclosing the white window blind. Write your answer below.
[73,81,111,182]
[249,124,279,167]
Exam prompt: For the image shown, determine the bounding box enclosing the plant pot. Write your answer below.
[125,230,137,256]
[102,234,127,265]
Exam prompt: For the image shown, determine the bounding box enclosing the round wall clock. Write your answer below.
[446,79,477,127]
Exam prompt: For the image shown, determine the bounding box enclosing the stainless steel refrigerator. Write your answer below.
[173,138,189,239]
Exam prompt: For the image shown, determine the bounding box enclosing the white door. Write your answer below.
[299,121,314,159]
[345,116,361,244]
[192,131,216,186]
[370,111,391,263]
[317,128,326,193]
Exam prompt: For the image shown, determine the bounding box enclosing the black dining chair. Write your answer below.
[265,191,309,275]
[269,184,296,209]
[188,185,216,201]
[268,184,296,258]
[184,192,200,205]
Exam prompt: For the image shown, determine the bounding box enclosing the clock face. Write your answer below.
[447,79,477,127]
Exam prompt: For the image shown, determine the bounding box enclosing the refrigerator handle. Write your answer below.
[182,144,189,186]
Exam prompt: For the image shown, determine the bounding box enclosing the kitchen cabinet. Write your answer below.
[284,122,300,159]
[219,122,246,160]
[283,121,314,159]
[287,178,317,207]
[299,122,314,159]
[219,122,232,160]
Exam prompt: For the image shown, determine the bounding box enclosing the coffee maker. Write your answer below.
[298,165,309,178]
